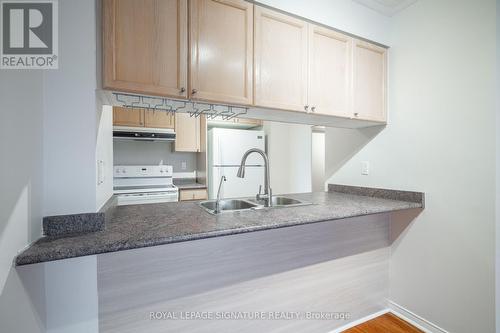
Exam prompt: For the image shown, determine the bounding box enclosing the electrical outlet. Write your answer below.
[361,161,369,175]
[181,161,187,170]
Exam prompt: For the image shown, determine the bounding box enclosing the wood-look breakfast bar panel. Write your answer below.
[98,213,391,333]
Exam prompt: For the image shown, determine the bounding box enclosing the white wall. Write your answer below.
[114,141,198,172]
[287,124,312,194]
[96,106,113,210]
[0,2,101,333]
[496,1,499,331]
[42,2,101,332]
[0,71,45,332]
[43,0,98,216]
[311,131,325,192]
[264,122,312,194]
[326,0,496,332]
[257,0,391,45]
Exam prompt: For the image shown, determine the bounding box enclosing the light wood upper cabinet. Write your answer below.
[353,39,387,122]
[105,3,388,125]
[254,6,308,112]
[113,107,176,128]
[308,24,352,118]
[103,0,188,98]
[144,110,175,129]
[189,0,253,105]
[174,113,201,152]
[113,107,144,127]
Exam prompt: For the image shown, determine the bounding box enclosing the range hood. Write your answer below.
[113,126,176,142]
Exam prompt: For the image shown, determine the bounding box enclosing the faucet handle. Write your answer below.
[256,185,263,201]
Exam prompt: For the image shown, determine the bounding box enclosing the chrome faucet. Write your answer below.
[237,148,272,207]
[215,175,226,214]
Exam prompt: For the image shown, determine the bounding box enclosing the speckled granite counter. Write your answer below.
[16,188,423,266]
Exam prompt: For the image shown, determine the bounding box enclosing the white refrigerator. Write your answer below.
[208,128,266,199]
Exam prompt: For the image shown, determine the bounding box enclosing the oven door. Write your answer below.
[116,191,179,206]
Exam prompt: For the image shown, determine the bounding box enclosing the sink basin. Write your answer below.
[199,196,312,215]
[199,199,258,214]
[271,196,304,206]
[248,196,311,207]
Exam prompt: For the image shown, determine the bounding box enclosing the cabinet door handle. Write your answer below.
[304,105,309,111]
[354,112,359,117]
[180,87,186,94]
[311,106,316,112]
[192,89,197,95]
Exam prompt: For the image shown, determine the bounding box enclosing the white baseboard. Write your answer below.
[327,309,390,333]
[388,301,449,333]
[327,302,449,333]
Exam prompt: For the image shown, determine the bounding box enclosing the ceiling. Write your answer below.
[352,0,418,16]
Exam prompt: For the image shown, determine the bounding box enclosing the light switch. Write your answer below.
[181,161,187,170]
[361,161,369,175]
[97,160,105,185]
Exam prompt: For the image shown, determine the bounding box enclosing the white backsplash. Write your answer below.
[113,140,197,173]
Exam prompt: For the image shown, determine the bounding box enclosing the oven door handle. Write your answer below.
[116,191,179,206]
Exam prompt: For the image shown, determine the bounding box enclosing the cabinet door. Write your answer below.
[113,107,144,127]
[254,6,308,112]
[174,113,201,152]
[144,110,175,129]
[353,39,387,122]
[179,189,208,201]
[103,0,188,98]
[308,24,352,117]
[190,0,253,105]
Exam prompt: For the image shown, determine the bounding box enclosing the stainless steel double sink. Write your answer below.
[199,196,312,215]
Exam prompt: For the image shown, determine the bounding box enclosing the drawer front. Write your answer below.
[180,189,208,201]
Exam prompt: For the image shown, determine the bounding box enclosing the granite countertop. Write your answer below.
[16,187,424,266]
[174,178,207,190]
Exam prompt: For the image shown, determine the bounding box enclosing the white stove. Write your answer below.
[113,165,178,206]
